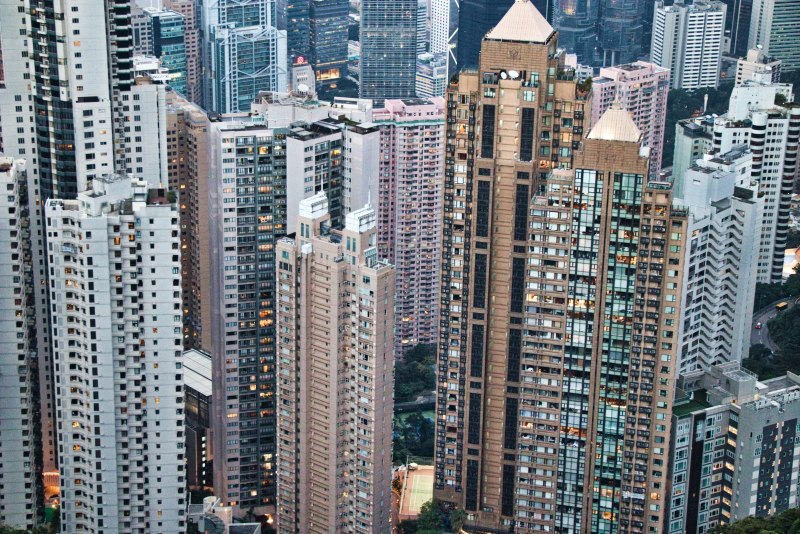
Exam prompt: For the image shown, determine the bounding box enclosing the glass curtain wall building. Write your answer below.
[309,0,349,86]
[359,0,417,99]
[151,9,188,95]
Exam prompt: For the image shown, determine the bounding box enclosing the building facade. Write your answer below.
[275,194,395,533]
[309,0,349,87]
[46,175,186,532]
[184,348,213,491]
[164,0,203,104]
[651,0,727,90]
[735,47,782,86]
[359,0,418,100]
[0,158,42,529]
[590,62,670,174]
[203,0,287,113]
[668,364,800,533]
[416,52,448,98]
[373,98,444,353]
[675,147,761,373]
[748,0,800,72]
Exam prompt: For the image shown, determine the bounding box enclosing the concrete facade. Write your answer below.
[275,194,395,533]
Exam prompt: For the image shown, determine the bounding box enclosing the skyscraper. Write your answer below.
[164,0,203,104]
[46,175,186,532]
[373,98,444,353]
[132,8,188,95]
[203,0,287,113]
[275,194,395,534]
[651,0,727,90]
[590,62,670,174]
[455,0,515,69]
[285,0,311,67]
[309,0,349,87]
[675,146,761,372]
[597,0,647,65]
[552,0,598,65]
[359,0,417,100]
[434,5,688,531]
[748,0,800,72]
[0,158,42,530]
[429,0,459,74]
[723,0,754,57]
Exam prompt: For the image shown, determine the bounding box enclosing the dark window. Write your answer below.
[511,258,525,313]
[468,393,482,445]
[501,464,515,516]
[478,168,491,176]
[481,104,496,158]
[507,329,521,382]
[466,460,479,511]
[504,397,518,450]
[473,253,487,307]
[476,181,490,237]
[470,324,485,378]
[519,108,535,161]
[514,184,529,241]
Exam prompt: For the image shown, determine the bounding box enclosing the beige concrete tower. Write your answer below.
[433,1,686,530]
[275,193,395,534]
[434,0,589,528]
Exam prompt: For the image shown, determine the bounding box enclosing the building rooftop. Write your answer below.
[184,349,212,397]
[485,0,554,44]
[587,104,641,143]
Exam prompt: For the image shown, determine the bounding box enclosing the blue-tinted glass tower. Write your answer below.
[359,0,417,99]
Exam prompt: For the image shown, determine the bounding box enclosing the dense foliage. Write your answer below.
[713,506,800,533]
[395,343,436,404]
[393,411,436,463]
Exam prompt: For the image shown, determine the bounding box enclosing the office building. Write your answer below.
[675,147,761,372]
[668,363,800,533]
[749,0,800,72]
[455,0,515,69]
[309,0,349,87]
[46,175,186,532]
[165,92,212,351]
[203,0,287,113]
[184,349,213,490]
[285,0,311,67]
[359,0,418,99]
[415,52,448,98]
[165,0,203,104]
[652,0,727,90]
[723,0,754,57]
[590,61,670,174]
[373,98,444,353]
[275,194,395,534]
[735,47,781,86]
[418,0,429,55]
[132,8,188,94]
[553,0,598,65]
[0,158,41,530]
[597,0,647,66]
[430,0,459,74]
[672,115,716,195]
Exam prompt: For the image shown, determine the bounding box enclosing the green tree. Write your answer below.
[417,499,444,533]
[449,508,468,533]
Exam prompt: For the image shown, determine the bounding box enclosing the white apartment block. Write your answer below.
[675,147,761,373]
[46,175,186,533]
[651,0,727,90]
[275,194,395,534]
[672,78,800,283]
[0,158,40,529]
[735,47,782,86]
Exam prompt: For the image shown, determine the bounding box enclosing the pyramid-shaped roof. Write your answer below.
[587,105,642,143]
[485,0,555,44]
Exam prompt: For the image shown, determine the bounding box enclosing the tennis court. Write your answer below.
[399,465,434,519]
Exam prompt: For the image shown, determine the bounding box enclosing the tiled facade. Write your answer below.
[373,98,445,353]
[275,195,395,533]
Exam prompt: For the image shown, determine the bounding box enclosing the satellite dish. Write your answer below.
[500,71,508,80]
[297,83,310,93]
[509,70,519,79]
